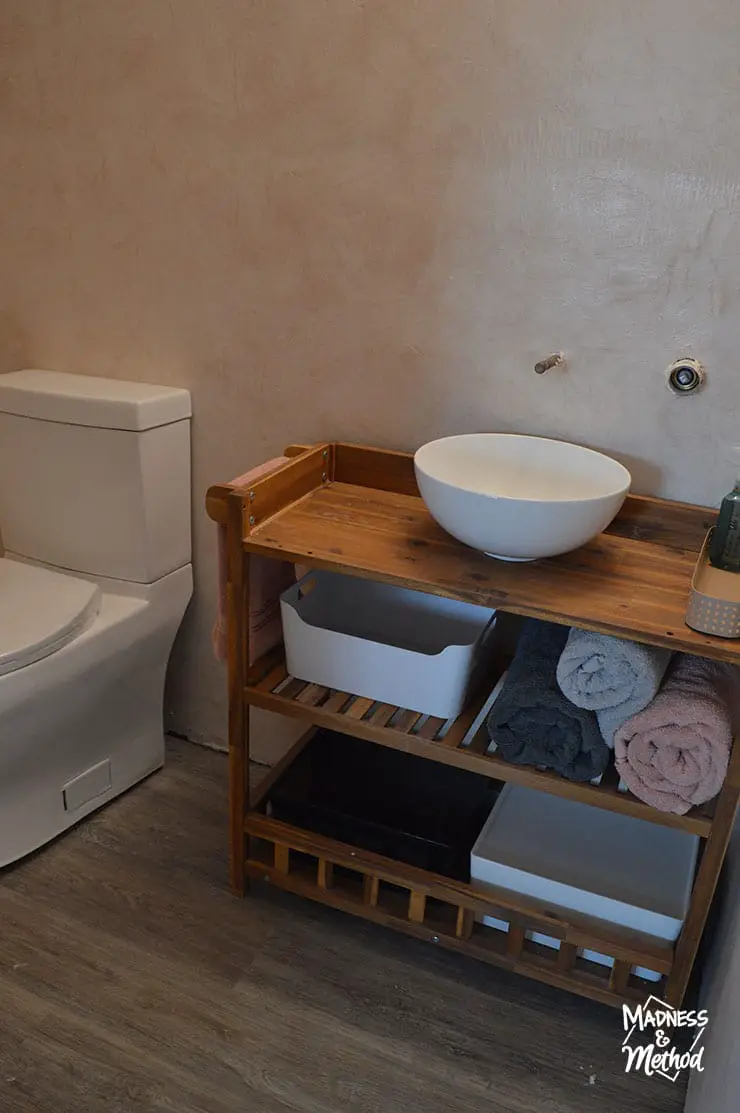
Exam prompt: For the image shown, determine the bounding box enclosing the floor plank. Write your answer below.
[0,741,686,1113]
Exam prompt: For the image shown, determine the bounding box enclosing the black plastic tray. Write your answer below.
[267,729,500,880]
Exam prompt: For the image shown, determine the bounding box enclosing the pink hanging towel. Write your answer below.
[212,457,296,665]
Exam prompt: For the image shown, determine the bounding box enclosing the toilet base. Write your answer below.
[0,564,192,867]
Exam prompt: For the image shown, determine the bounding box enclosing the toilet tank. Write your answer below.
[0,370,192,583]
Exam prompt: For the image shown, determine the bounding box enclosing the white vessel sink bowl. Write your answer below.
[414,434,631,561]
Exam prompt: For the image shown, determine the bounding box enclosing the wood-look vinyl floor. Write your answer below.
[0,741,685,1113]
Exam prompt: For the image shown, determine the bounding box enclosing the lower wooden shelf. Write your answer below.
[245,809,676,1009]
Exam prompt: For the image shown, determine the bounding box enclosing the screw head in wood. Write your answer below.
[432,935,440,943]
[249,515,255,525]
[249,490,255,500]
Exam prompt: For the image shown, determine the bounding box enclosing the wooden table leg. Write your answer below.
[665,738,740,1004]
[227,492,250,896]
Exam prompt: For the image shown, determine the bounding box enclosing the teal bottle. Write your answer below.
[709,477,740,572]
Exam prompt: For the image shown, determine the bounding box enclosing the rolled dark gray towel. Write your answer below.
[487,620,610,782]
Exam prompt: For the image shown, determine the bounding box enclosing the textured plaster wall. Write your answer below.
[1,1,740,757]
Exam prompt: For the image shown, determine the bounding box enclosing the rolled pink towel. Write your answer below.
[614,655,740,814]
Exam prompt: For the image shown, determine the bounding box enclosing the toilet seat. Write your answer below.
[0,559,101,676]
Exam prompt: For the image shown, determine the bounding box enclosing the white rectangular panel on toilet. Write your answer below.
[63,759,112,812]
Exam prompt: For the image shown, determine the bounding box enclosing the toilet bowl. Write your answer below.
[0,370,193,866]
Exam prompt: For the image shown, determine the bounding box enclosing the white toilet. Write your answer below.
[0,369,193,866]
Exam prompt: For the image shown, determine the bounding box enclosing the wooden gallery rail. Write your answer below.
[206,442,739,1009]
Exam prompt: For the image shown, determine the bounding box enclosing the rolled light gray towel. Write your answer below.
[556,627,672,748]
[486,619,610,783]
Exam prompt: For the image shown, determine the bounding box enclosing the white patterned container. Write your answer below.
[685,530,740,639]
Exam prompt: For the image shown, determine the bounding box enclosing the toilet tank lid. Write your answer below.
[0,370,191,431]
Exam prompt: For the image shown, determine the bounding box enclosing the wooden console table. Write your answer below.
[206,442,739,1009]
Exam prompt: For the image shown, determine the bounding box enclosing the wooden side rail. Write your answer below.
[245,814,670,1009]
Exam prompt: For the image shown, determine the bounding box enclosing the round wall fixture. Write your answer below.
[666,358,706,396]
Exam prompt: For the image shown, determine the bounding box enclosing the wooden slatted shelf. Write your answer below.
[246,648,715,838]
[245,806,672,1009]
[207,441,740,1010]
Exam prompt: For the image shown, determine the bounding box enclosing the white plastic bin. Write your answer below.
[280,570,497,719]
[471,784,699,983]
